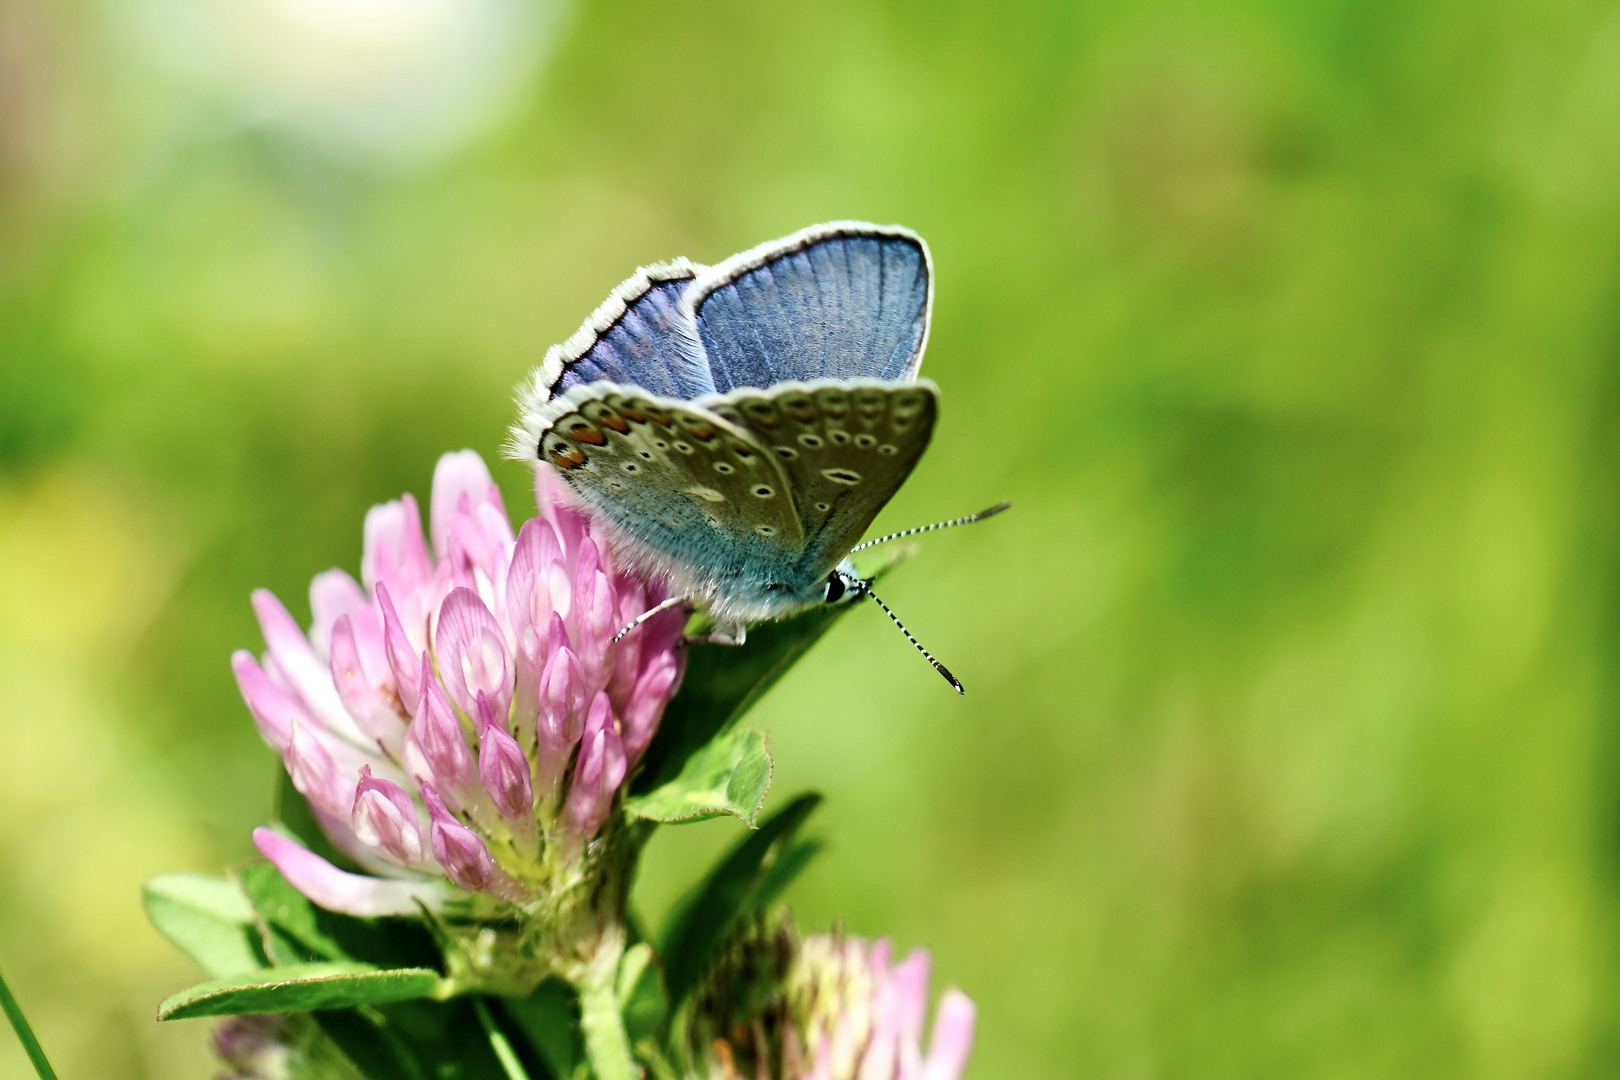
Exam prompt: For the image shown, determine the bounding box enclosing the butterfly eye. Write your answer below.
[823,574,847,604]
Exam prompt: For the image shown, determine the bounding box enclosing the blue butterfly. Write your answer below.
[509,222,1004,691]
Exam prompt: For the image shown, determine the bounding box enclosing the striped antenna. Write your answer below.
[612,595,687,643]
[854,580,964,694]
[847,502,1011,555]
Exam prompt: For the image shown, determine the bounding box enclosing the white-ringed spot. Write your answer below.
[674,441,694,454]
[854,434,877,448]
[815,501,831,512]
[878,444,899,456]
[714,461,736,475]
[822,468,862,486]
[755,525,777,537]
[622,462,640,473]
[829,429,850,444]
[799,433,825,449]
[751,485,775,499]
[775,446,798,459]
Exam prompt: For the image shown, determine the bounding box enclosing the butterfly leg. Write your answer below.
[683,622,748,646]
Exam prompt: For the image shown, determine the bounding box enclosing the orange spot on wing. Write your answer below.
[599,413,630,434]
[551,450,588,469]
[569,425,607,445]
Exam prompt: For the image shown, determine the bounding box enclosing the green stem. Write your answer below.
[577,932,636,1080]
[473,997,533,1080]
[0,962,57,1080]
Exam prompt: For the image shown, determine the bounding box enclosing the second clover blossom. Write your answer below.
[687,920,977,1080]
[232,450,686,928]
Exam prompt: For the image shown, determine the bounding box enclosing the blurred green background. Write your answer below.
[4,0,1620,1075]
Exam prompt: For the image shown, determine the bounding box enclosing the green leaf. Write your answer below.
[157,962,442,1021]
[316,998,527,1080]
[623,726,773,826]
[143,872,267,978]
[498,979,582,1080]
[616,943,667,1046]
[234,861,440,971]
[751,837,825,913]
[659,793,821,1007]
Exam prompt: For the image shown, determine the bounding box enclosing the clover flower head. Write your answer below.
[690,922,976,1080]
[232,451,685,917]
[788,934,975,1080]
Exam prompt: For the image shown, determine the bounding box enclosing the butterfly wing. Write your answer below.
[534,383,806,594]
[681,223,932,392]
[519,259,715,410]
[702,378,938,578]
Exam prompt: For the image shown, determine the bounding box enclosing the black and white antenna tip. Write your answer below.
[860,582,966,695]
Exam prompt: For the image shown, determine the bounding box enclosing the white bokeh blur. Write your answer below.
[132,0,564,164]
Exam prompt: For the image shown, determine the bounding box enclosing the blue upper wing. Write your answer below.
[680,223,932,393]
[540,260,715,401]
[510,224,934,466]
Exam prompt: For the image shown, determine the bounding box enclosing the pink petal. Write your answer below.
[507,518,561,643]
[308,569,368,661]
[376,582,422,714]
[891,949,932,1046]
[407,667,475,801]
[329,615,406,755]
[251,589,368,747]
[232,650,310,751]
[284,719,353,820]
[430,451,505,561]
[922,990,976,1080]
[435,588,514,724]
[421,784,496,893]
[477,701,534,822]
[351,765,425,867]
[563,693,626,839]
[535,465,588,561]
[573,569,618,691]
[252,828,448,917]
[362,493,433,598]
[621,651,680,766]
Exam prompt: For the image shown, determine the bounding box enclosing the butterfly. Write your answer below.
[508,222,1005,691]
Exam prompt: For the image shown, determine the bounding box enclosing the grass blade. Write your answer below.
[0,962,58,1080]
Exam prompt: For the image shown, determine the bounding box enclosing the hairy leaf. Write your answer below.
[143,872,266,978]
[624,726,773,826]
[157,963,442,1021]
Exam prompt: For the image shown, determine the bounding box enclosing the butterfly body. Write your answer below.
[510,222,938,631]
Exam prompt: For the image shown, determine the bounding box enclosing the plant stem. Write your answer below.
[473,997,533,1080]
[0,962,58,1080]
[577,931,636,1080]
